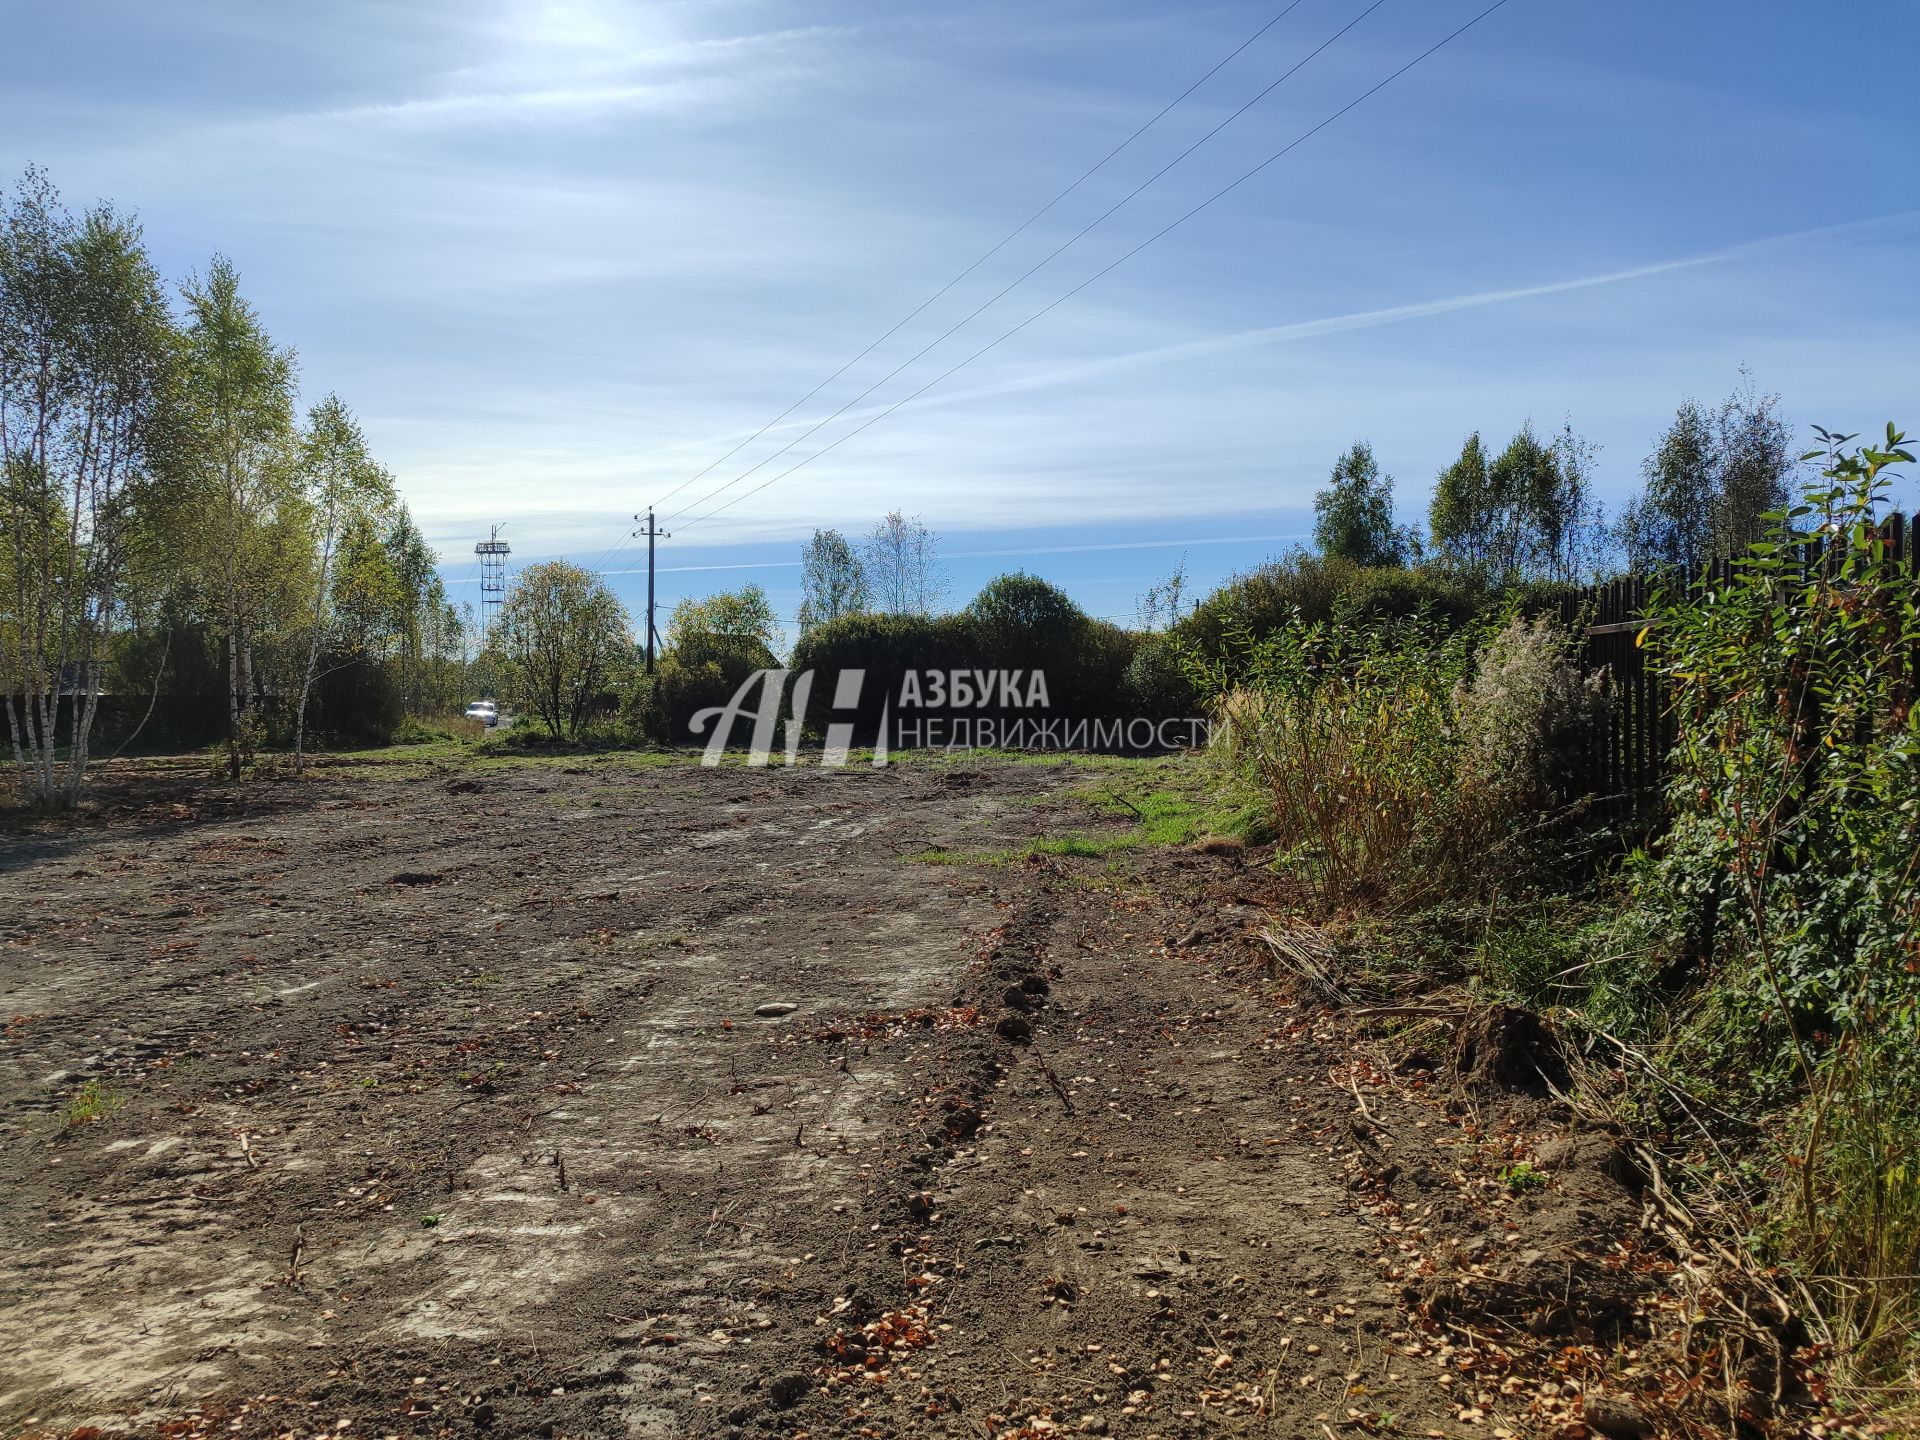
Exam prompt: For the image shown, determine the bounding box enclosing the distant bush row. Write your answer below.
[627,573,1166,748]
[603,556,1573,751]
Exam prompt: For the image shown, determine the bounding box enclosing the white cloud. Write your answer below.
[261,17,848,136]
[274,79,725,132]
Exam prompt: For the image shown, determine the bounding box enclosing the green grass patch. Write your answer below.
[1066,755,1272,851]
[1028,833,1123,858]
[63,1077,121,1127]
[985,749,1154,772]
[900,754,1269,869]
[317,740,704,780]
[908,836,1138,867]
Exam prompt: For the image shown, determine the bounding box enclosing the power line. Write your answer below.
[662,0,1391,529]
[644,0,1313,520]
[675,0,1516,533]
[586,529,636,578]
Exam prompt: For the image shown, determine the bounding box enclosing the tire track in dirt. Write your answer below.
[743,843,1477,1440]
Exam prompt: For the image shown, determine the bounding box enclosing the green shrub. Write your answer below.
[1470,905,1612,1011]
[1122,632,1199,719]
[964,573,1135,714]
[1175,551,1359,664]
[1331,563,1487,628]
[1175,552,1494,678]
[306,651,407,745]
[786,579,1142,745]
[787,611,978,736]
[1636,429,1919,1064]
[389,713,482,746]
[1078,618,1141,715]
[1577,426,1920,1387]
[647,631,779,743]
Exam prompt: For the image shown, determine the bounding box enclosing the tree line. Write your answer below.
[1310,375,1796,580]
[484,374,1816,749]
[1,168,463,807]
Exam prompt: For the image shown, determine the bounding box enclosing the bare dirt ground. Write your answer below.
[1,752,1661,1440]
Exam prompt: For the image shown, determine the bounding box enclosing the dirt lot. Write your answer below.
[1,751,1657,1439]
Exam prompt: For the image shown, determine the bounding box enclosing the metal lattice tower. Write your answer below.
[475,526,510,639]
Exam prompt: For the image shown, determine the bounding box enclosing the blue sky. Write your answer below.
[8,0,1917,637]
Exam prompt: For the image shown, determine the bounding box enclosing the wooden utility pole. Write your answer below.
[634,508,670,674]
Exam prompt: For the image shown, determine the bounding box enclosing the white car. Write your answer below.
[464,700,500,727]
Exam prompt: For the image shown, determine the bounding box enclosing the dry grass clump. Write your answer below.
[1208,612,1602,913]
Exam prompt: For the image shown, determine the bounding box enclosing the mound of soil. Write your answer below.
[1453,1001,1570,1097]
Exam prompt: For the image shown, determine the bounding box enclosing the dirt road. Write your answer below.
[0,753,1634,1439]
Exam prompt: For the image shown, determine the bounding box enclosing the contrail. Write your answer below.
[679,210,1917,436]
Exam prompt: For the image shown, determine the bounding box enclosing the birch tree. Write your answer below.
[383,510,437,711]
[1620,378,1794,573]
[1136,556,1191,631]
[796,527,867,636]
[865,510,944,615]
[1313,441,1406,567]
[291,395,392,771]
[174,256,298,778]
[0,169,174,807]
[1429,423,1606,583]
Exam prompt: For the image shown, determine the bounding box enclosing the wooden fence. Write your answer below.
[1561,515,1918,825]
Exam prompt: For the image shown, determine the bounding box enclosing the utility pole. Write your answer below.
[634,508,670,674]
